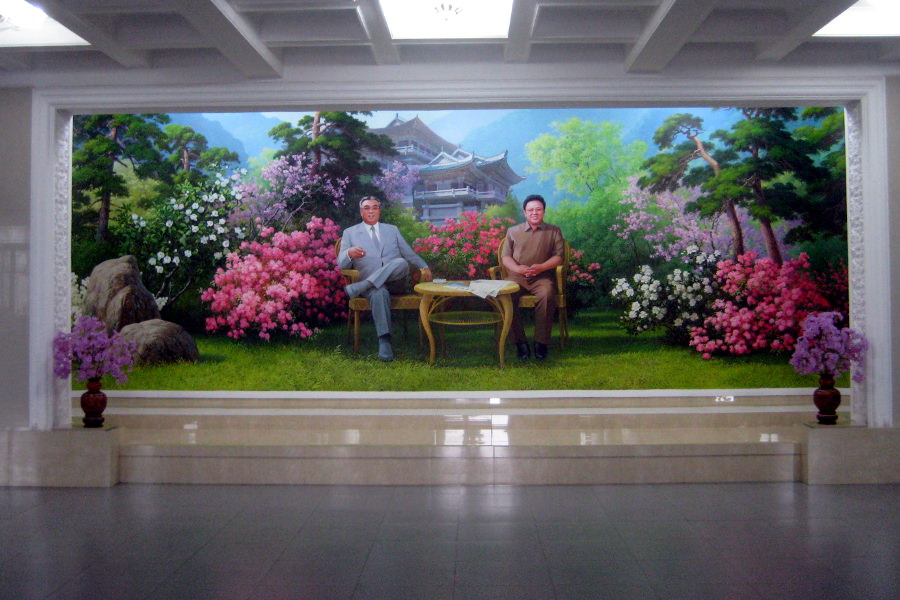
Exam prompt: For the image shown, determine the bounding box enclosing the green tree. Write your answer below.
[72,114,173,242]
[485,192,522,222]
[526,118,647,197]
[705,108,820,265]
[788,107,847,244]
[640,113,746,256]
[381,204,430,245]
[165,124,239,184]
[526,118,648,288]
[641,109,833,265]
[269,111,396,224]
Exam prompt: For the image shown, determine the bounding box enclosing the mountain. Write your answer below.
[167,113,250,164]
[201,112,285,162]
[425,109,514,145]
[167,112,286,166]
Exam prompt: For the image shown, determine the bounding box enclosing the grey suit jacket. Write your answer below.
[338,222,428,280]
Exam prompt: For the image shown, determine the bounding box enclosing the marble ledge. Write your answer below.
[0,428,118,487]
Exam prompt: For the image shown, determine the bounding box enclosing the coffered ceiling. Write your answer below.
[1,0,898,81]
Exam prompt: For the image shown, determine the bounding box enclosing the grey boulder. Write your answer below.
[83,255,160,331]
[119,319,200,366]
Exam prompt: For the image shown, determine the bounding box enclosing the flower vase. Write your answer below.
[813,372,841,425]
[81,378,107,428]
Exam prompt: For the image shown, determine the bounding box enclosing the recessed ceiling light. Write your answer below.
[815,0,900,37]
[378,0,514,40]
[0,0,88,47]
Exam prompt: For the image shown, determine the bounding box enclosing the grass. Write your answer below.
[103,310,826,392]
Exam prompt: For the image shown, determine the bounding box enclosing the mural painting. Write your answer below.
[65,107,854,392]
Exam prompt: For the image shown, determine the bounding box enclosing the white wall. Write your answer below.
[887,76,900,425]
[0,89,32,429]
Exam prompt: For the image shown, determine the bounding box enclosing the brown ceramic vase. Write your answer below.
[813,372,841,425]
[80,378,107,428]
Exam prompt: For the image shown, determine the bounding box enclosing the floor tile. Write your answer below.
[648,578,765,600]
[453,583,556,600]
[0,483,897,600]
[554,582,662,600]
[552,556,647,582]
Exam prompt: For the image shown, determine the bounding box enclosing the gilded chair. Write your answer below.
[333,239,425,352]
[487,236,570,348]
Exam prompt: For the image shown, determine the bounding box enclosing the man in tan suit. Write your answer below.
[501,194,564,360]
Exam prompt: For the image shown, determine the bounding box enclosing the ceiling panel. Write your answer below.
[0,0,894,78]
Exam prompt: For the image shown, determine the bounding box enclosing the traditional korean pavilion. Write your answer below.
[370,115,524,223]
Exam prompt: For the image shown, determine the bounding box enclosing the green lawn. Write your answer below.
[105,310,823,392]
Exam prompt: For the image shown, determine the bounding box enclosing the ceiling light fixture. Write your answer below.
[433,3,462,22]
[815,0,900,37]
[0,0,47,31]
[378,0,513,40]
[0,0,88,47]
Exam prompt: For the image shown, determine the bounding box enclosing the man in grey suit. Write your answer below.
[338,196,432,361]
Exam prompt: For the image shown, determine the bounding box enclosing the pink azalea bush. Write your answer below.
[568,250,601,285]
[414,212,601,310]
[567,249,603,309]
[53,316,136,383]
[202,217,346,340]
[690,251,830,358]
[790,312,867,382]
[812,259,849,319]
[414,212,514,279]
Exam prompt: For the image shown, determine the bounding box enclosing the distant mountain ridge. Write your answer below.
[167,114,249,164]
[167,112,286,167]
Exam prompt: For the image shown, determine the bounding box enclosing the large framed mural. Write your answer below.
[67,107,851,392]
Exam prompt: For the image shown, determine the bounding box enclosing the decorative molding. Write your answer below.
[844,101,867,425]
[28,93,74,431]
[31,68,893,114]
[52,112,73,429]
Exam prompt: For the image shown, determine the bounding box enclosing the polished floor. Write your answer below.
[1,483,898,600]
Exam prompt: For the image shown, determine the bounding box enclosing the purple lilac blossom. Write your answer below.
[53,316,136,383]
[790,312,867,382]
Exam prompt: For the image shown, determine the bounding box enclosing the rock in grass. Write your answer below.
[120,319,199,365]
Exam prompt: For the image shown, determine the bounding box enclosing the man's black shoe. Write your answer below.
[516,342,531,360]
[534,341,549,360]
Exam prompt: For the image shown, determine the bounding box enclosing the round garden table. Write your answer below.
[414,280,520,368]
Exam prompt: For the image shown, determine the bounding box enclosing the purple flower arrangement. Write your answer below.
[53,316,136,383]
[790,312,868,383]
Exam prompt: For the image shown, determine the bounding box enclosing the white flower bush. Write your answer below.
[117,169,248,310]
[611,245,722,343]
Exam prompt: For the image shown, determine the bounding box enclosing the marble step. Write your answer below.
[76,388,835,431]
[66,388,841,485]
[116,432,803,485]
